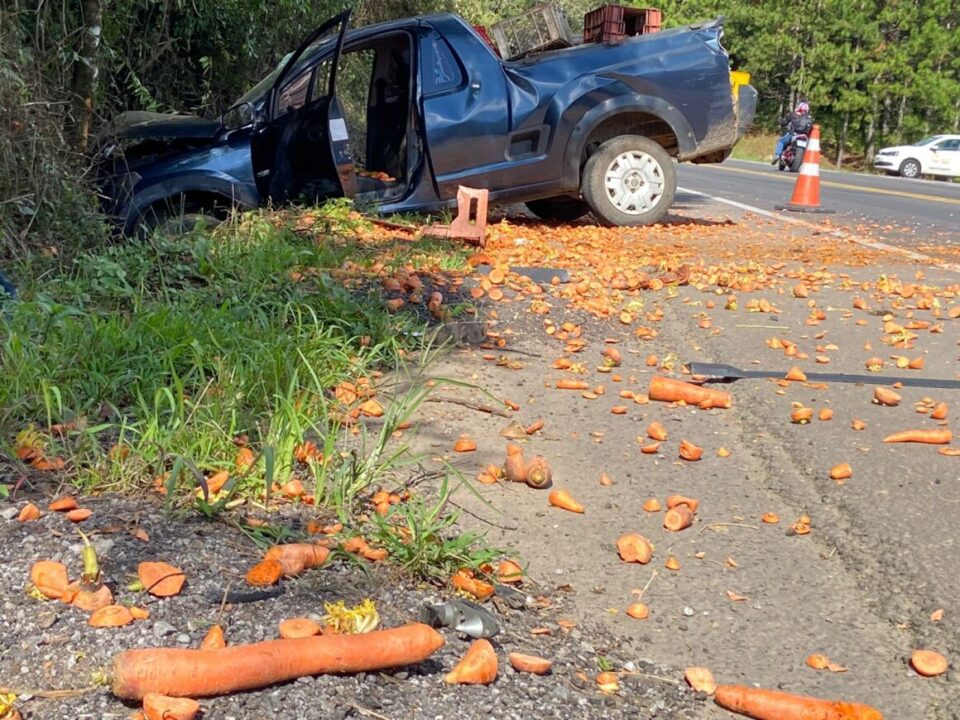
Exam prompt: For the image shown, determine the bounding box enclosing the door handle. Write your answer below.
[470,81,481,94]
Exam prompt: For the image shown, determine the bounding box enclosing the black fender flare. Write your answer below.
[123,173,259,235]
[561,94,696,188]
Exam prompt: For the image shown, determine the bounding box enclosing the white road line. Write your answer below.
[677,186,960,274]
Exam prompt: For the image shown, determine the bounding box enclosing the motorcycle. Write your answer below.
[777,132,808,172]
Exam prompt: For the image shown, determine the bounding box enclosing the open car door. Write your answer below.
[251,10,355,204]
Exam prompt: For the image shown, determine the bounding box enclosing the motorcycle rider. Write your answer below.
[772,101,813,164]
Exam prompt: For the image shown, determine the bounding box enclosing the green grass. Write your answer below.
[731,131,779,162]
[1,203,500,578]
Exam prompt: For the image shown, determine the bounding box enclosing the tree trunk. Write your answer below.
[67,0,102,153]
[863,98,878,162]
[836,113,848,169]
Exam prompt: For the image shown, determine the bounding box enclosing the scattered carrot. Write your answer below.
[829,463,853,481]
[70,584,114,612]
[664,504,695,532]
[66,508,93,523]
[666,495,700,513]
[142,692,201,720]
[882,428,952,444]
[679,440,703,461]
[556,379,590,390]
[504,444,527,483]
[525,419,544,435]
[806,654,830,670]
[451,569,495,600]
[112,623,445,700]
[642,497,661,512]
[497,559,524,584]
[648,376,732,409]
[279,617,322,639]
[245,558,283,587]
[453,435,477,452]
[138,562,186,598]
[30,560,70,599]
[17,502,41,522]
[784,367,807,382]
[640,442,661,454]
[647,421,668,441]
[818,408,833,421]
[596,671,620,692]
[713,684,883,720]
[508,652,552,675]
[599,472,614,486]
[930,402,948,420]
[444,638,498,685]
[200,625,226,649]
[616,533,653,564]
[791,407,813,424]
[601,347,622,367]
[525,456,553,489]
[89,605,135,628]
[264,544,330,578]
[626,603,649,619]
[873,387,901,406]
[762,512,780,524]
[684,666,717,695]
[130,607,150,621]
[548,488,584,513]
[910,649,948,677]
[48,496,78,512]
[665,555,681,571]
[940,447,960,456]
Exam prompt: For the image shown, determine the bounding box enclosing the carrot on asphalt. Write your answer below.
[111,623,444,700]
[648,376,732,409]
[713,684,883,720]
[882,428,952,444]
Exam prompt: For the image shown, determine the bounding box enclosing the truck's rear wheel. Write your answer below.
[525,196,591,223]
[581,135,676,227]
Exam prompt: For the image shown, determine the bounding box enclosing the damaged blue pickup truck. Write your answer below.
[94,9,756,234]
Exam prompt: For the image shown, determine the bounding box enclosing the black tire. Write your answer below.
[790,148,804,172]
[899,158,921,179]
[138,200,226,238]
[581,135,676,227]
[525,196,591,222]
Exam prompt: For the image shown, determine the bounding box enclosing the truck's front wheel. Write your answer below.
[581,135,676,227]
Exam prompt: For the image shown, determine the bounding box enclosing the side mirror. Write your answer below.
[221,102,256,131]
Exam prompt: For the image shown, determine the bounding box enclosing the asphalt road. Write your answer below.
[677,159,960,245]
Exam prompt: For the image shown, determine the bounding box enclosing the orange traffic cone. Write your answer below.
[775,124,834,214]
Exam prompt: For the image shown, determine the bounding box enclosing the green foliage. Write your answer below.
[658,0,960,160]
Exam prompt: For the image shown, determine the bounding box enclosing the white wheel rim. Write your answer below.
[903,162,918,177]
[603,150,665,215]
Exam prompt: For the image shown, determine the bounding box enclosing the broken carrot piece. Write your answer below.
[548,488,584,513]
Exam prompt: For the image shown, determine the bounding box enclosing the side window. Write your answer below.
[277,71,312,116]
[421,32,463,95]
[310,58,333,101]
[939,139,959,151]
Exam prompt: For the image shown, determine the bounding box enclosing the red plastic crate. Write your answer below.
[583,5,662,44]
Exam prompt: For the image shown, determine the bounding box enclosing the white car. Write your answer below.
[873,134,960,179]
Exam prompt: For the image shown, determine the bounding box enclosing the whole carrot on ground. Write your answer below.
[112,623,444,700]
[714,684,883,720]
[648,376,732,409]
[882,428,952,444]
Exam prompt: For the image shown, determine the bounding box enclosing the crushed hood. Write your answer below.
[101,111,221,141]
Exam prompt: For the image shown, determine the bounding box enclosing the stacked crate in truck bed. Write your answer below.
[490,3,574,60]
[583,5,662,44]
